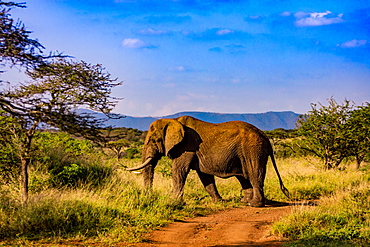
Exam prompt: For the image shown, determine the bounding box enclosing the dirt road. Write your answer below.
[127,201,302,247]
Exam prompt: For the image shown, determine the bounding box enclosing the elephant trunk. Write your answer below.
[126,156,157,188]
[142,163,155,188]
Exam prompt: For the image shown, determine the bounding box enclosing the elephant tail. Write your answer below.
[270,152,290,199]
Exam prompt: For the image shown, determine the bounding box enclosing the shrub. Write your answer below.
[30,132,113,189]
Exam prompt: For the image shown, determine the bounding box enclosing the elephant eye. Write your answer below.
[148,135,161,143]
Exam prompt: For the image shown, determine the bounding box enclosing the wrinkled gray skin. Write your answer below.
[127,116,289,207]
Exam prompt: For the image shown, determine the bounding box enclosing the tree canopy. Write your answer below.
[0,1,122,202]
[0,1,56,73]
[296,98,370,169]
[2,59,121,140]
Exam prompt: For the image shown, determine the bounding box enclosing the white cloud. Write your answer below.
[175,66,185,71]
[122,38,153,48]
[137,28,170,35]
[216,29,234,35]
[280,11,291,17]
[339,39,368,48]
[294,11,344,27]
[168,65,190,72]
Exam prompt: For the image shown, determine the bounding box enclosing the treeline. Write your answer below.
[266,98,370,170]
[103,127,146,159]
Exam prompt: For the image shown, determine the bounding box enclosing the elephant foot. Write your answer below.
[240,189,253,203]
[249,200,265,207]
[240,196,253,203]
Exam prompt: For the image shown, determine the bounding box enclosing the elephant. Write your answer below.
[127,116,289,207]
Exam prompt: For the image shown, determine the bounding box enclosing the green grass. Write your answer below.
[272,183,370,246]
[0,156,369,246]
[0,159,241,246]
[270,158,370,246]
[265,157,370,201]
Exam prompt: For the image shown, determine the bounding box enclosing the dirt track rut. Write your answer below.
[125,201,301,247]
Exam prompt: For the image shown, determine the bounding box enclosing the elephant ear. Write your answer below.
[164,120,185,156]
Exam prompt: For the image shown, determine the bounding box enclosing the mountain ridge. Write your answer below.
[103,111,300,131]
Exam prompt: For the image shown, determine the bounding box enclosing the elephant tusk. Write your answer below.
[126,157,153,171]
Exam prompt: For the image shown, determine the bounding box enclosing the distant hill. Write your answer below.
[101,111,300,131]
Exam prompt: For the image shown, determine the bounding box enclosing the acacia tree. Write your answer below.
[0,2,122,202]
[296,98,354,169]
[1,59,121,202]
[347,103,370,169]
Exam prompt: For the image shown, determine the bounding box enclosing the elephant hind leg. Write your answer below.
[245,155,267,207]
[235,176,253,203]
[250,186,265,207]
[249,171,266,207]
[196,171,223,202]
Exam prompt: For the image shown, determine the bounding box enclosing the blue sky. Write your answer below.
[5,0,370,116]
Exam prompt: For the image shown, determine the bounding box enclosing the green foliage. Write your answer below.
[0,1,47,69]
[296,98,369,169]
[265,128,298,142]
[53,164,88,187]
[0,168,226,244]
[102,127,145,159]
[347,103,370,167]
[35,131,94,157]
[265,129,300,158]
[125,147,140,159]
[0,1,121,202]
[0,112,20,182]
[32,132,112,188]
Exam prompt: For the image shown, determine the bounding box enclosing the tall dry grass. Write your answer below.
[0,156,369,246]
[271,158,370,246]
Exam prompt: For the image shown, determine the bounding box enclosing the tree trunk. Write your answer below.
[19,122,37,203]
[20,155,29,203]
[356,155,364,170]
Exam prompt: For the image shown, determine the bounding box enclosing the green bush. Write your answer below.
[125,147,140,159]
[53,163,88,187]
[30,132,113,189]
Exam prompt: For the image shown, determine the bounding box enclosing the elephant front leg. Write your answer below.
[171,159,191,201]
[196,170,223,202]
[142,165,155,188]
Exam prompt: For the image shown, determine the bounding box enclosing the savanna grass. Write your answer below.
[0,158,239,246]
[1,156,368,246]
[270,158,370,246]
[272,183,370,246]
[264,157,370,201]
